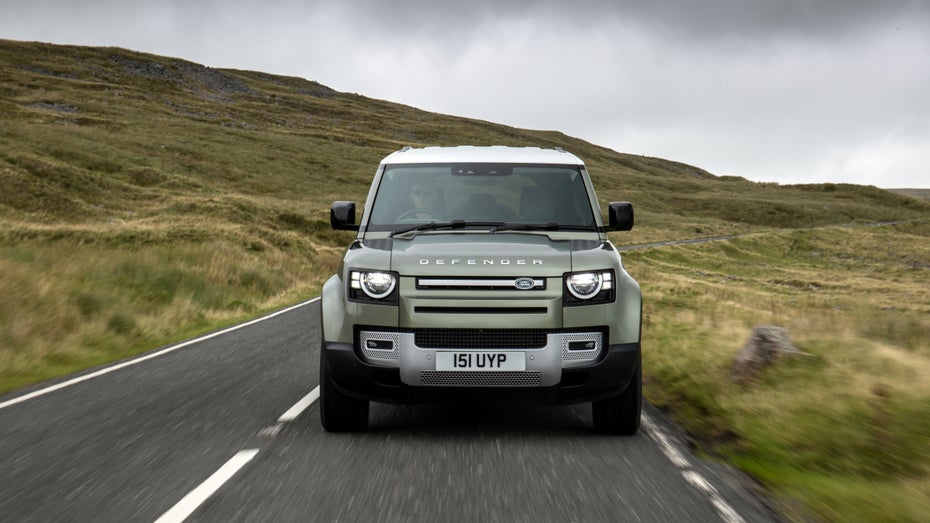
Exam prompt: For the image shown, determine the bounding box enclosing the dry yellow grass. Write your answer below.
[0,215,345,393]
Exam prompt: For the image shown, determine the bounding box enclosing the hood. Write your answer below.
[390,232,573,276]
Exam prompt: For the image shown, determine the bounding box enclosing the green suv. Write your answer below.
[321,146,641,434]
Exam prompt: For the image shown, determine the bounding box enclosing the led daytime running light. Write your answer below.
[566,271,613,300]
[351,270,396,299]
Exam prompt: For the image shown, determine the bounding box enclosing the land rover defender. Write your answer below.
[321,146,641,434]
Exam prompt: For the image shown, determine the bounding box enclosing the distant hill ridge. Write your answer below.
[1,38,928,233]
[888,188,930,201]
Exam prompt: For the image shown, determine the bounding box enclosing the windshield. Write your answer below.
[366,163,597,232]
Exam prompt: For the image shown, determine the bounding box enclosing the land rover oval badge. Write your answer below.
[514,277,535,290]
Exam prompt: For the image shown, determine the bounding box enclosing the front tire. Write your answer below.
[320,344,369,432]
[592,356,641,435]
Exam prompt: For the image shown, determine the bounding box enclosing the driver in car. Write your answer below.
[405,180,444,220]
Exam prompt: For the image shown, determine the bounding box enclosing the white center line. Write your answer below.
[152,360,319,522]
[277,386,320,423]
[154,449,259,523]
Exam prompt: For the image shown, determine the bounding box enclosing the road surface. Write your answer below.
[0,299,779,522]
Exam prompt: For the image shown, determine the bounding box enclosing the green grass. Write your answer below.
[2,38,930,522]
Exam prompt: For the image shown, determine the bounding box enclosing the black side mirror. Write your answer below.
[607,202,634,231]
[330,201,359,231]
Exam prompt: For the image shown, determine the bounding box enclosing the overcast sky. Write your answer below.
[3,0,929,188]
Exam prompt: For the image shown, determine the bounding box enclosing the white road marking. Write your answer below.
[682,470,747,523]
[642,412,746,523]
[641,414,691,468]
[153,363,319,521]
[253,388,321,439]
[277,386,320,423]
[154,449,259,523]
[0,298,320,411]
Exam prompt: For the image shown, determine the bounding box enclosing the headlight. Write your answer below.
[564,270,614,304]
[350,270,397,300]
[567,272,602,299]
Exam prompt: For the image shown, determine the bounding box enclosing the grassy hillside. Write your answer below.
[626,222,930,522]
[889,188,930,202]
[2,39,929,521]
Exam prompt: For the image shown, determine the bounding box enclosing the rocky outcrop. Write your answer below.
[731,325,810,384]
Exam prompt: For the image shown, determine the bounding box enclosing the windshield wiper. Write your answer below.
[390,220,505,238]
[488,223,596,233]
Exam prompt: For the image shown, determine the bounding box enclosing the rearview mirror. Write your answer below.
[330,201,359,231]
[607,202,634,231]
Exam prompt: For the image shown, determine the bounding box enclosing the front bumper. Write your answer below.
[322,336,640,405]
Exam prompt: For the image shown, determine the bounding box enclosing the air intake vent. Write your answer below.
[414,329,548,349]
[420,371,542,387]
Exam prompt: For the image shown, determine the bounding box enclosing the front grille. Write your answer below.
[420,371,542,387]
[416,277,546,291]
[414,307,547,315]
[414,329,548,349]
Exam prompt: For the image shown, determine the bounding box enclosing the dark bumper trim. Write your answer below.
[322,340,640,405]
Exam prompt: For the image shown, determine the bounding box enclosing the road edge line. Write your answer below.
[643,412,745,523]
[0,298,320,411]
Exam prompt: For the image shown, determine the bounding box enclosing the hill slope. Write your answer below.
[3,40,927,236]
[889,188,930,201]
[2,35,929,391]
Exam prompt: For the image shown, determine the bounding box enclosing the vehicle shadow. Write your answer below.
[365,400,603,438]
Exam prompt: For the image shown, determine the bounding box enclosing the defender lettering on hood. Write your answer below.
[321,146,641,436]
[418,259,543,265]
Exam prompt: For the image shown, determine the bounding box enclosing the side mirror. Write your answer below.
[330,201,359,231]
[607,202,634,231]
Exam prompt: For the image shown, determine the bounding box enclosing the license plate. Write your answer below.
[435,351,526,371]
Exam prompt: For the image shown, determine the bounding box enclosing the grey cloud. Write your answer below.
[2,0,929,187]
[318,0,930,42]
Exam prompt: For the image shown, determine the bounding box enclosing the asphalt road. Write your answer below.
[0,300,780,523]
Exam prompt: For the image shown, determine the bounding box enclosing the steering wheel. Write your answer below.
[396,209,442,221]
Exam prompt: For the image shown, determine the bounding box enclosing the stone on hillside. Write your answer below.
[730,325,808,384]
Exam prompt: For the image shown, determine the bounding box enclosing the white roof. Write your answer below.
[380,146,585,166]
